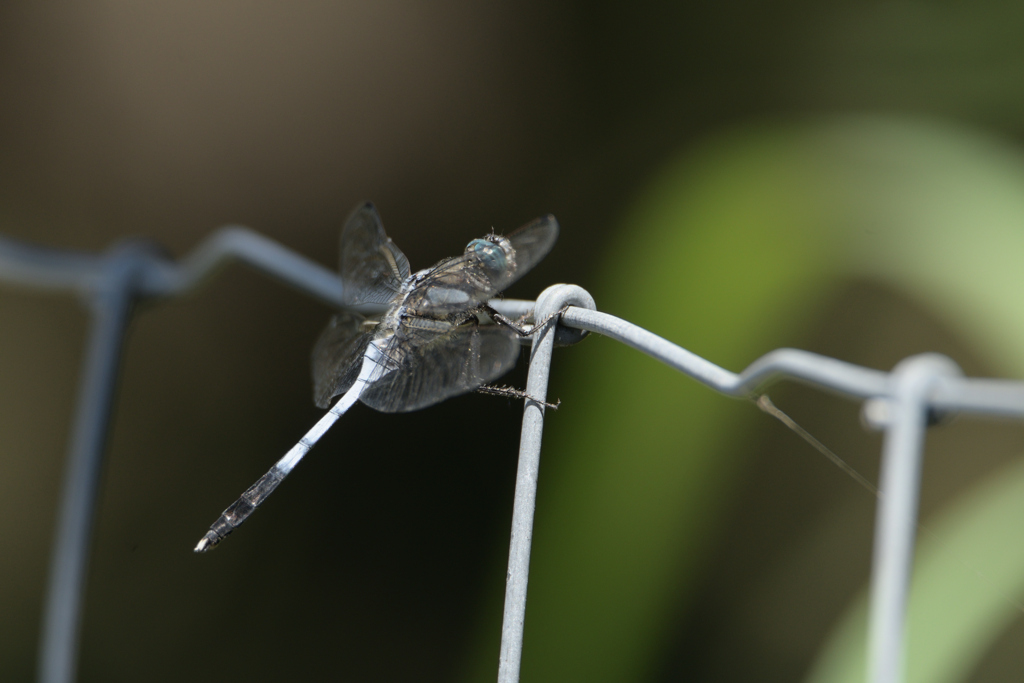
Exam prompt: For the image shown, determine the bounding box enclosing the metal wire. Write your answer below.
[498,285,596,683]
[37,243,152,683]
[3,229,1024,683]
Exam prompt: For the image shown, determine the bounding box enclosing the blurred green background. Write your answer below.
[2,2,1024,682]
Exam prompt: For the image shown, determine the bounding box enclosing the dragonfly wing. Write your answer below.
[360,324,521,413]
[311,312,374,409]
[339,202,411,305]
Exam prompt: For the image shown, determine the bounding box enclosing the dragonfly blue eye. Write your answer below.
[466,238,508,273]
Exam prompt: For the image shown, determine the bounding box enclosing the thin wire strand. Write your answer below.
[756,395,879,496]
[755,394,1024,614]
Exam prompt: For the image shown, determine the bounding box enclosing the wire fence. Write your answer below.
[2,226,1023,683]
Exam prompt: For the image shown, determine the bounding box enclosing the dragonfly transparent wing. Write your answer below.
[490,214,559,293]
[311,311,374,409]
[339,202,411,305]
[359,323,521,413]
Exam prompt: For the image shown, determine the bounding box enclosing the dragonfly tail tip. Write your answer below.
[193,532,221,553]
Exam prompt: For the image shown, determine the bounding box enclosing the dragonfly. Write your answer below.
[195,202,559,552]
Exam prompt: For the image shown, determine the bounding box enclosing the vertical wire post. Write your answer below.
[865,354,961,683]
[38,246,152,683]
[496,310,557,683]
[497,285,595,683]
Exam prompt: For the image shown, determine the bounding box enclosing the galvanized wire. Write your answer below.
[497,285,596,683]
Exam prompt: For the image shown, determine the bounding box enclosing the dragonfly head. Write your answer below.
[466,235,515,277]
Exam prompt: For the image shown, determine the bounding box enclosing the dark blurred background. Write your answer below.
[3,2,1024,682]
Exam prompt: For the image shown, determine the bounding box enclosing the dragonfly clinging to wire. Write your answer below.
[194,202,559,552]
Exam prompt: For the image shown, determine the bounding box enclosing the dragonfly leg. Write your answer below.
[477,383,560,410]
[481,305,532,335]
[483,303,570,337]
[531,303,571,334]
